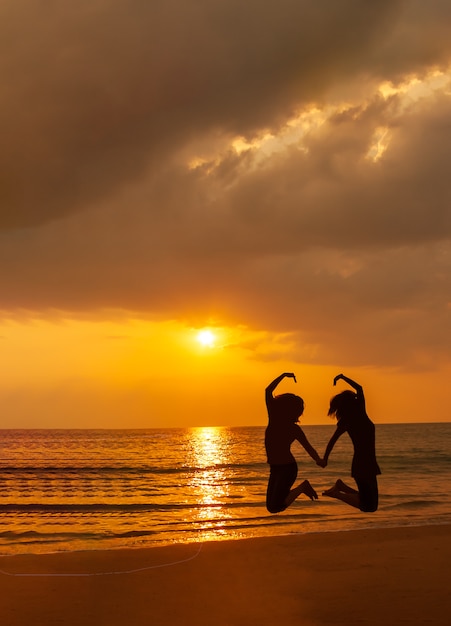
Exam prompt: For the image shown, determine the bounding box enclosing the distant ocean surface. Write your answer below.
[0,423,450,555]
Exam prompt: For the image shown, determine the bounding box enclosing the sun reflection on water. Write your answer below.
[186,427,231,538]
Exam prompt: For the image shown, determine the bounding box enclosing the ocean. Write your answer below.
[0,423,450,555]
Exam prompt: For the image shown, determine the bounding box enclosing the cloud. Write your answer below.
[1,0,451,370]
[0,0,441,229]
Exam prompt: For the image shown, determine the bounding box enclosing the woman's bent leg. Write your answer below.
[266,463,298,513]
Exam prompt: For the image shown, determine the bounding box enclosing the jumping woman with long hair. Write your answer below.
[265,372,322,514]
[321,373,381,512]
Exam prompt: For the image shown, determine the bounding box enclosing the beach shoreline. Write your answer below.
[0,524,449,625]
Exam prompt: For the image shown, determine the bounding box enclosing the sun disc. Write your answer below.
[197,330,216,347]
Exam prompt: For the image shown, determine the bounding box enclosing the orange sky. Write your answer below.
[0,317,450,427]
[0,1,451,427]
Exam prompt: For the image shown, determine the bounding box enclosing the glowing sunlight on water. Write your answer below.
[185,427,231,537]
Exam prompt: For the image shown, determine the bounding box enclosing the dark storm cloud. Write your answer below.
[0,0,427,229]
[1,0,451,369]
[223,91,451,251]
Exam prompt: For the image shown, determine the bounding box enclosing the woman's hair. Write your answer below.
[273,393,304,422]
[328,389,357,420]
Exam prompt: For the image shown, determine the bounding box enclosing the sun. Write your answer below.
[196,329,216,348]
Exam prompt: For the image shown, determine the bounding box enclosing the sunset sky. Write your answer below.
[1,0,451,428]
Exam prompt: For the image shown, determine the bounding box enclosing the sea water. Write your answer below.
[0,423,450,555]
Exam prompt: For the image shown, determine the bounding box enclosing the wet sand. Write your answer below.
[0,524,449,626]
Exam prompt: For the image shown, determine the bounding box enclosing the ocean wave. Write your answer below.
[382,499,444,510]
[0,461,267,476]
[0,501,264,513]
[0,466,188,475]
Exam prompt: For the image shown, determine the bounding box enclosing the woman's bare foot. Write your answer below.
[323,479,358,498]
[322,479,341,498]
[322,486,338,498]
[301,479,318,500]
[335,479,357,493]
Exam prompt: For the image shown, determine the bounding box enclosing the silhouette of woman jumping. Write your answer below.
[265,372,322,514]
[321,373,381,512]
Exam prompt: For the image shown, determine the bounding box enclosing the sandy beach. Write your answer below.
[0,524,449,626]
